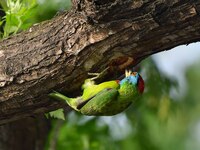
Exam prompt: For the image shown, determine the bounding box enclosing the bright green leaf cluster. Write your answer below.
[0,0,37,38]
[46,109,65,120]
[0,0,71,39]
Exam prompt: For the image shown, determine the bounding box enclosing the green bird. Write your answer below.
[49,70,144,116]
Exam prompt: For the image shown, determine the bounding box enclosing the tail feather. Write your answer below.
[49,91,78,111]
[49,91,71,102]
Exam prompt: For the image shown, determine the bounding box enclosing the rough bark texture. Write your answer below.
[0,0,200,125]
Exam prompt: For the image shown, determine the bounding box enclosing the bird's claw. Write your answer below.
[88,67,109,80]
[88,73,101,80]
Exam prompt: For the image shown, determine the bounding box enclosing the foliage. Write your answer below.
[33,0,71,23]
[0,0,71,38]
[0,0,37,37]
[46,109,65,120]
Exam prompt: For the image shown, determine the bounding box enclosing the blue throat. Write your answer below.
[119,73,139,85]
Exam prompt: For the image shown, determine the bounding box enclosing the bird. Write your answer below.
[49,70,144,116]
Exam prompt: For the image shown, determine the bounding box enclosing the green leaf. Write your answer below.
[0,0,37,38]
[47,109,65,120]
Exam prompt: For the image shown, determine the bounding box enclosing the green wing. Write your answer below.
[79,88,120,115]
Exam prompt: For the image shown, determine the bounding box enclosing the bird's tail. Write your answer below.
[49,91,79,111]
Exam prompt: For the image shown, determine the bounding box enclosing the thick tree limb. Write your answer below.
[0,0,200,124]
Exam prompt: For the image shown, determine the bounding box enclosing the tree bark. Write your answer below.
[0,0,200,124]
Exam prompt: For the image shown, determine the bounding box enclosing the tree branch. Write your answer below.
[0,0,200,124]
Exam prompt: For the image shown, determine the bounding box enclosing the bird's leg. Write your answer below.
[82,68,109,89]
[88,67,109,81]
[88,72,101,80]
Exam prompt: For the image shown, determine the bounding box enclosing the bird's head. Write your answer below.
[119,70,144,94]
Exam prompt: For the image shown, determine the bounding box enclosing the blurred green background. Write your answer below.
[0,1,200,150]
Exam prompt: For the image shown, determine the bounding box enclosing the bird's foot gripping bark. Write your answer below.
[88,67,109,81]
